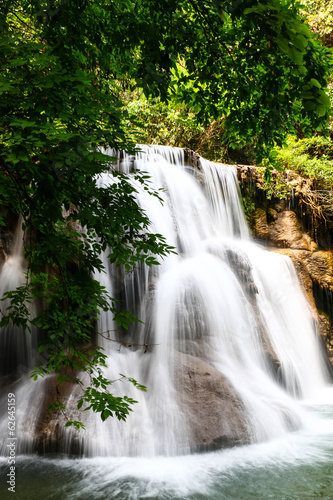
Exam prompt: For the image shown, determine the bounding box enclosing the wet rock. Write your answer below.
[252,208,269,240]
[267,208,278,223]
[274,249,333,295]
[268,211,313,250]
[235,161,333,362]
[0,242,6,265]
[318,313,333,365]
[29,373,87,455]
[272,249,317,309]
[303,251,333,291]
[174,351,250,451]
[274,200,287,213]
[223,245,259,296]
[183,148,201,170]
[268,248,333,353]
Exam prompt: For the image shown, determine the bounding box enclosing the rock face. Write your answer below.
[174,351,250,451]
[30,375,85,455]
[252,206,318,251]
[238,164,333,250]
[267,210,318,250]
[237,164,333,364]
[0,242,6,266]
[273,248,333,362]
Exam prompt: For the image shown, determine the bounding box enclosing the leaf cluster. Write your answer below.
[273,135,333,186]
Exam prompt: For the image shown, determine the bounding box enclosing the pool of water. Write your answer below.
[1,401,333,500]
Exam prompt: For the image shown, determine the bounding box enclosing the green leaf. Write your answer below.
[310,79,321,89]
[317,91,331,107]
[303,101,316,111]
[101,409,111,421]
[316,105,327,117]
[287,46,303,66]
[292,35,307,52]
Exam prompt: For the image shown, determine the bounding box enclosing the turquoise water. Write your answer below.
[1,401,333,500]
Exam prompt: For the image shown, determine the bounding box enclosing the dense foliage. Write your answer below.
[0,0,332,426]
[301,0,333,48]
[275,135,333,185]
[265,1,333,216]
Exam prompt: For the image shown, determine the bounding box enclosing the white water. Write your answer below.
[77,145,331,456]
[0,220,38,376]
[0,146,331,465]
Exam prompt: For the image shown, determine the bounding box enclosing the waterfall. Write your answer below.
[0,145,331,458]
[0,219,38,377]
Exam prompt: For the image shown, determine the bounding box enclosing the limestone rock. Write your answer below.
[318,313,333,365]
[236,162,333,363]
[275,249,333,294]
[270,247,333,351]
[268,211,313,250]
[27,374,86,455]
[0,242,6,266]
[251,208,269,240]
[303,251,333,291]
[174,351,250,451]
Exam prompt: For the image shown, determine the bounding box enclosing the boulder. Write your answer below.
[173,351,250,451]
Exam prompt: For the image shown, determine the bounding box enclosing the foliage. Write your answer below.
[0,0,332,427]
[301,0,333,47]
[262,1,333,207]
[273,135,333,185]
[242,196,257,222]
[125,93,204,150]
[126,0,333,166]
[258,135,333,219]
[126,97,255,165]
[164,0,332,161]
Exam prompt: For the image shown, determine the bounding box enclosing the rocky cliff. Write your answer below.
[237,164,333,364]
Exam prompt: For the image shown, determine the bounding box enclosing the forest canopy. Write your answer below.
[0,0,332,425]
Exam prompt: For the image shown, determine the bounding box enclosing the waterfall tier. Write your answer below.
[0,145,331,457]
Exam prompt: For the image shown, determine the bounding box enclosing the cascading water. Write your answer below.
[37,144,330,457]
[0,146,332,480]
[0,220,32,376]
